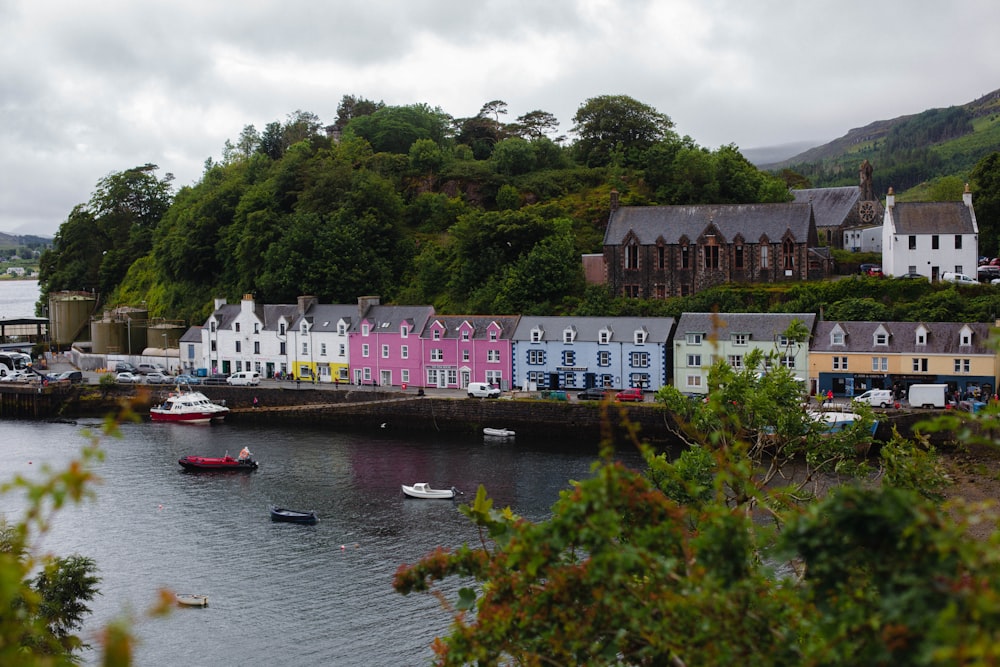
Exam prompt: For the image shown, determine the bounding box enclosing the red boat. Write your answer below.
[178,454,258,471]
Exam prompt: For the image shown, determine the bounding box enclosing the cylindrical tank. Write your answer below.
[48,292,97,346]
[148,323,185,349]
[90,320,127,354]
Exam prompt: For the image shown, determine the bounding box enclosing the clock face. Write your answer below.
[859,200,877,223]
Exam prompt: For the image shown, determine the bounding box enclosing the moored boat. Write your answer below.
[483,427,515,438]
[401,482,459,499]
[178,454,258,471]
[269,505,319,524]
[176,593,209,607]
[809,409,879,435]
[151,386,230,424]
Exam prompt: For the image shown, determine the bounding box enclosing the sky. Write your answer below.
[2,0,998,238]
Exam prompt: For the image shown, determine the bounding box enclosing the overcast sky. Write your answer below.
[3,0,998,237]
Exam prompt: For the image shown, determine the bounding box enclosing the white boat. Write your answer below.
[176,593,209,607]
[809,410,878,435]
[401,483,459,499]
[150,386,230,424]
[483,427,515,438]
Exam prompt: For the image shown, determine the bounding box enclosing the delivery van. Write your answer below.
[854,388,894,408]
[467,382,500,398]
[907,383,948,408]
[227,371,261,386]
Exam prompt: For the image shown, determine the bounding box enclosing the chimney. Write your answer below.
[240,293,254,314]
[213,297,227,311]
[297,295,318,315]
[885,187,894,209]
[610,189,619,212]
[964,182,973,208]
[357,295,380,320]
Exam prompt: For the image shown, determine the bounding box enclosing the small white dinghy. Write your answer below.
[176,593,209,607]
[401,483,459,499]
[483,427,515,438]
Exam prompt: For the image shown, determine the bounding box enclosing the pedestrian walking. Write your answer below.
[253,396,259,409]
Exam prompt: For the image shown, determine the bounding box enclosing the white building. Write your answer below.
[200,294,301,378]
[881,185,978,281]
[843,224,882,253]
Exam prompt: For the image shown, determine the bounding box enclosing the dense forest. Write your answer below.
[36,94,1000,327]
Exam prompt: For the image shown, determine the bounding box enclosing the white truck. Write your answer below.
[907,383,948,408]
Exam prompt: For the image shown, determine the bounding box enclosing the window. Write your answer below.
[625,243,638,269]
[681,245,690,269]
[908,265,917,274]
[657,245,665,269]
[687,354,702,367]
[254,341,260,354]
[909,235,917,250]
[461,330,470,341]
[831,331,844,345]
[362,324,370,336]
[401,325,408,338]
[955,265,964,274]
[211,340,217,352]
[337,323,346,335]
[401,370,410,384]
[704,245,719,269]
[563,328,575,343]
[462,350,470,362]
[734,245,744,269]
[777,335,791,348]
[932,235,939,250]
[320,343,327,356]
[279,322,285,335]
[235,323,241,333]
[761,245,769,269]
[874,333,888,346]
[279,342,285,355]
[433,329,441,340]
[686,333,703,345]
[727,355,743,369]
[630,352,650,368]
[363,368,371,381]
[634,329,647,344]
[489,330,498,342]
[732,333,748,346]
[362,344,369,358]
[210,321,217,333]
[954,358,971,373]
[955,235,962,249]
[486,370,503,385]
[430,348,443,362]
[381,344,389,359]
[562,351,576,366]
[624,285,639,298]
[912,358,928,372]
[528,350,545,365]
[783,239,795,269]
[487,350,500,363]
[686,374,702,388]
[832,356,847,370]
[531,328,543,343]
[338,344,345,356]
[527,371,547,388]
[599,329,611,344]
[597,351,611,367]
[253,323,259,334]
[961,332,971,345]
[872,357,888,371]
[781,355,796,369]
[235,341,241,353]
[401,345,408,359]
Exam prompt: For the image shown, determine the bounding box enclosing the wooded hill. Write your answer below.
[35,94,1000,327]
[764,88,1000,196]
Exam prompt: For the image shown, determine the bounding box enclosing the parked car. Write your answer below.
[1,370,32,383]
[137,363,168,375]
[577,387,614,401]
[173,374,203,385]
[942,272,978,285]
[977,266,1000,281]
[114,361,138,374]
[227,371,261,386]
[203,374,229,385]
[897,272,927,280]
[144,372,171,384]
[615,387,644,402]
[859,263,882,276]
[115,371,143,384]
[48,370,84,384]
[467,381,500,398]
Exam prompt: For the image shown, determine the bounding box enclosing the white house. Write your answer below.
[843,224,882,253]
[200,294,301,378]
[881,185,978,280]
[288,300,357,382]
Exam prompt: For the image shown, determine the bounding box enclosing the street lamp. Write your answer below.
[162,333,168,374]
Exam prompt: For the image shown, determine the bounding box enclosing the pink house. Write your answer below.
[420,315,519,390]
[348,297,434,388]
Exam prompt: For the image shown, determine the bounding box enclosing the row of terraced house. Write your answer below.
[179,294,999,400]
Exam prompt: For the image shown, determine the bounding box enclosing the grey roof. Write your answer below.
[792,186,877,229]
[352,304,435,333]
[421,315,520,340]
[812,321,993,354]
[675,312,817,342]
[512,316,675,343]
[889,201,976,235]
[209,303,301,332]
[604,202,814,245]
[180,326,202,343]
[292,304,358,332]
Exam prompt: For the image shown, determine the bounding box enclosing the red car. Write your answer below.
[615,387,644,402]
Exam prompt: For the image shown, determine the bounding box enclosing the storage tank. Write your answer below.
[148,322,185,349]
[48,292,97,346]
[90,320,127,354]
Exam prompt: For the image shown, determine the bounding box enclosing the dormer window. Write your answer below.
[433,329,441,341]
[634,328,648,345]
[300,322,308,334]
[531,327,543,343]
[915,325,928,346]
[599,328,612,344]
[337,323,347,335]
[401,325,409,338]
[831,331,844,345]
[960,326,973,346]
[489,330,498,342]
[279,322,286,335]
[563,326,576,343]
[686,333,703,345]
[732,333,748,346]
[462,330,470,341]
[874,333,888,346]
[362,324,370,336]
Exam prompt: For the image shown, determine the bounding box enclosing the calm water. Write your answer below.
[4,416,639,666]
[0,280,645,665]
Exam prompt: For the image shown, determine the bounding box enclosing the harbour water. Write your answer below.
[0,280,643,665]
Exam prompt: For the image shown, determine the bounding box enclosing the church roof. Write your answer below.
[604,203,815,245]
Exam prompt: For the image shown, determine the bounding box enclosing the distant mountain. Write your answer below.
[0,233,52,248]
[758,88,1000,193]
[742,141,820,167]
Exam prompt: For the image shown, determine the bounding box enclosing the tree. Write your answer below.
[490,137,536,176]
[571,95,676,167]
[333,94,385,132]
[512,109,560,139]
[972,152,1000,257]
[345,103,451,155]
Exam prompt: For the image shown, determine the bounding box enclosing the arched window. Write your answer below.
[782,238,795,270]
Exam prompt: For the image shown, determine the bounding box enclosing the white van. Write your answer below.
[942,272,978,285]
[227,371,261,386]
[467,382,500,398]
[853,388,894,408]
